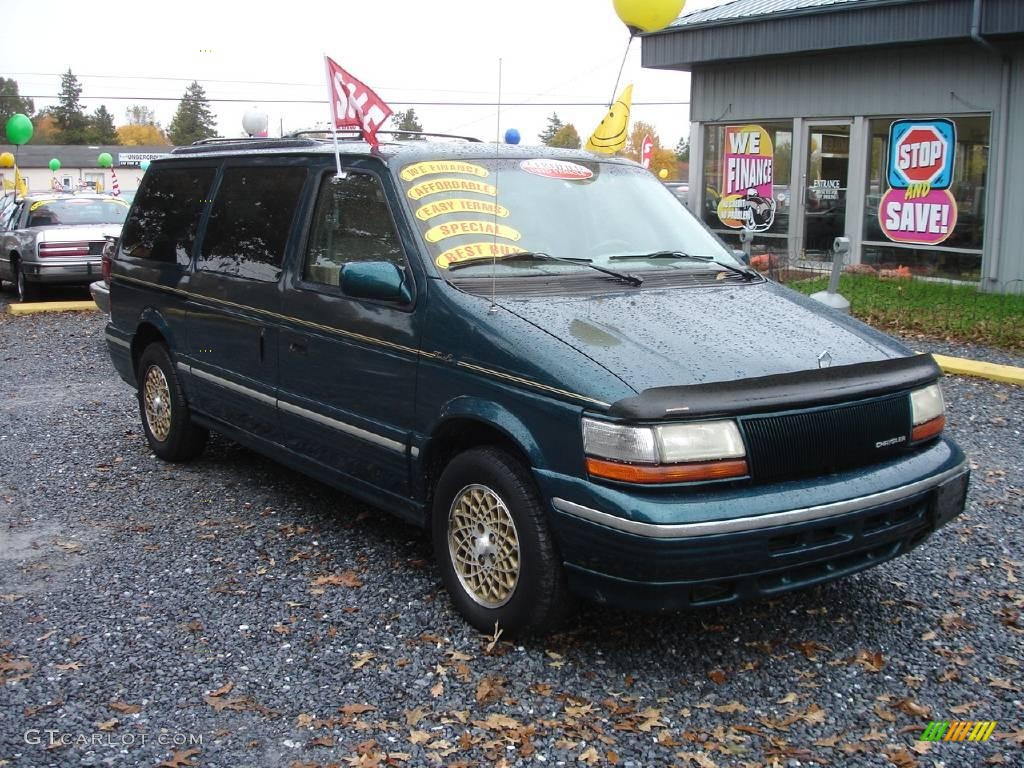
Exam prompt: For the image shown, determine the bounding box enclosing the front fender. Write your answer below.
[430,396,545,467]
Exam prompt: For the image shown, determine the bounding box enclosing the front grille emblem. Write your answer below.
[817,350,833,369]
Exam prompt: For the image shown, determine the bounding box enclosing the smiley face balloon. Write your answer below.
[613,0,686,33]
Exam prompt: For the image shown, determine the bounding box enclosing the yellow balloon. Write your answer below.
[613,0,686,33]
[0,152,14,168]
[658,169,669,179]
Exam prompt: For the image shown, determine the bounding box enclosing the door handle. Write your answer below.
[289,338,308,355]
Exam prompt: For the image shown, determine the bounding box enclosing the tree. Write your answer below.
[117,123,170,146]
[391,108,423,140]
[548,124,581,149]
[31,112,60,145]
[168,81,218,145]
[88,105,119,144]
[539,113,564,145]
[52,69,89,144]
[0,78,34,128]
[675,136,689,162]
[125,105,157,125]
[623,121,660,163]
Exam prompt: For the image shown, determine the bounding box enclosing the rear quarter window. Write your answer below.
[120,166,216,266]
[197,165,307,282]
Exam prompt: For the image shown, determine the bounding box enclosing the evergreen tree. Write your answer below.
[168,82,218,145]
[675,136,690,162]
[0,78,34,127]
[88,105,119,144]
[391,108,423,140]
[53,69,89,144]
[539,113,564,145]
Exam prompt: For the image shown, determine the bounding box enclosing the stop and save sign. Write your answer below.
[879,118,957,245]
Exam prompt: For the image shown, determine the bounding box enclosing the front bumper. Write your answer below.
[22,259,102,285]
[538,438,969,611]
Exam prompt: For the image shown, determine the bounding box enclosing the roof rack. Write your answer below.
[170,137,321,155]
[287,129,483,143]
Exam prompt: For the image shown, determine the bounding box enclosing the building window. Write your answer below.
[701,121,792,263]
[863,115,989,281]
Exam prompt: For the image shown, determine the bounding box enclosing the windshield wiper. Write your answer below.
[608,250,757,280]
[448,251,643,286]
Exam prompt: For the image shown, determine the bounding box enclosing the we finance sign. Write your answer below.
[879,118,957,246]
[717,125,776,232]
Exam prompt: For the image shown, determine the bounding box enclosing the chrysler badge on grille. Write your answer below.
[817,350,833,369]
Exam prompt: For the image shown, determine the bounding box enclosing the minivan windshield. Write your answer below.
[26,197,129,228]
[398,157,737,277]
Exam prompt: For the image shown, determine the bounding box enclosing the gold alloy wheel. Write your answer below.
[143,364,173,442]
[447,484,521,608]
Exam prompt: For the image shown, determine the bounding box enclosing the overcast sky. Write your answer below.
[3,0,726,148]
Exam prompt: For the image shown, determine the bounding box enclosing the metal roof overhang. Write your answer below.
[642,0,1024,71]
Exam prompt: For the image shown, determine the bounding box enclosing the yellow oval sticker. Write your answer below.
[435,242,525,269]
[415,198,509,221]
[400,161,489,181]
[424,220,521,243]
[406,178,496,200]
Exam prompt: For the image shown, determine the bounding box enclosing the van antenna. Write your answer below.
[488,57,502,315]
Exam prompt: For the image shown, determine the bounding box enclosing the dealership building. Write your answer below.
[0,145,171,197]
[643,0,1024,291]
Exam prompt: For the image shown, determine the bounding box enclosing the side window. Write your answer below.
[120,167,215,266]
[198,165,306,282]
[302,172,405,287]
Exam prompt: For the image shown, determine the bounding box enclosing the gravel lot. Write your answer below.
[1,293,1021,768]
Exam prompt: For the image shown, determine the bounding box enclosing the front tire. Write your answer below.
[137,343,208,462]
[432,447,571,636]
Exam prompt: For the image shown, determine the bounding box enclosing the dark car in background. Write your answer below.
[102,136,968,635]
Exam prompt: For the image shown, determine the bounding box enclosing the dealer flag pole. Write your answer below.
[324,54,344,177]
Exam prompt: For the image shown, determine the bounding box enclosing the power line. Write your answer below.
[8,95,689,107]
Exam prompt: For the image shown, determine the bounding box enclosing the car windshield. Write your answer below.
[26,198,130,227]
[398,157,737,276]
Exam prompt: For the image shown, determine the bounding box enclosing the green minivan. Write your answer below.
[104,135,968,634]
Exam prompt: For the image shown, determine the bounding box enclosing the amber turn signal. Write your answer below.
[911,414,945,443]
[586,456,749,484]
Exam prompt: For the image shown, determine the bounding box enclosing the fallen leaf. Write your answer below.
[949,701,981,714]
[579,746,600,765]
[712,701,748,714]
[54,662,82,672]
[707,669,727,685]
[430,681,444,698]
[405,706,429,726]
[675,752,718,768]
[475,676,506,704]
[351,651,375,670]
[96,719,118,731]
[207,682,234,698]
[850,650,885,673]
[309,735,335,747]
[814,733,843,747]
[109,701,141,715]
[777,692,799,705]
[340,703,376,715]
[793,640,831,661]
[310,571,363,588]
[989,677,1021,691]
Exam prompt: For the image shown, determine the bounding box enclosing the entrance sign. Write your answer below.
[880,118,957,245]
[717,124,776,231]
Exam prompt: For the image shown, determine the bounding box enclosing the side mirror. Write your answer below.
[732,249,750,266]
[340,261,412,303]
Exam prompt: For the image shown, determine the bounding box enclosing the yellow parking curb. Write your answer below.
[8,300,99,315]
[932,353,1024,386]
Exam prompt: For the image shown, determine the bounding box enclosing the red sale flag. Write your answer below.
[640,133,653,169]
[324,56,392,155]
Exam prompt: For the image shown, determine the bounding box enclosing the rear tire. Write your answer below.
[15,261,38,302]
[137,343,208,462]
[432,446,571,636]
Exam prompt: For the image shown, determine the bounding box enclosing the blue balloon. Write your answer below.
[504,128,521,145]
[140,160,151,171]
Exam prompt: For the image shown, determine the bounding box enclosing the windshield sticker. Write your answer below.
[436,242,524,269]
[415,198,509,221]
[29,198,128,211]
[716,124,776,232]
[400,161,489,181]
[425,220,521,243]
[407,178,497,200]
[520,159,593,180]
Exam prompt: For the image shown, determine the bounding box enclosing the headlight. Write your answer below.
[910,383,945,442]
[582,417,748,484]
